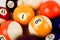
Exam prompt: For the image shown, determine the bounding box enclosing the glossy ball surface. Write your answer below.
[13,5,35,25]
[39,1,60,19]
[28,15,52,37]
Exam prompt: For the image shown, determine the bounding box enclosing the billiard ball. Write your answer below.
[23,0,43,10]
[0,7,10,20]
[13,5,35,25]
[51,16,60,33]
[0,20,23,40]
[39,1,60,19]
[6,0,17,13]
[0,7,10,25]
[16,35,37,40]
[28,15,52,37]
[45,33,60,40]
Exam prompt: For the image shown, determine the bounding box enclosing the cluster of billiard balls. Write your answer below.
[0,0,60,40]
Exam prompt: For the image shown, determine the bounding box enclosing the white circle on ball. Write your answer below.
[0,35,6,40]
[18,12,27,21]
[0,8,7,15]
[45,34,55,40]
[7,1,14,8]
[34,18,42,25]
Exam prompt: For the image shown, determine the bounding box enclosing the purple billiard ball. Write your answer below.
[16,35,37,40]
[51,16,60,33]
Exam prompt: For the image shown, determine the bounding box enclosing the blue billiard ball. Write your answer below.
[51,16,60,33]
[45,33,60,40]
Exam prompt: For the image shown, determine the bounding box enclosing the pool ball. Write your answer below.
[28,15,52,37]
[51,16,60,33]
[0,7,10,20]
[6,0,17,13]
[0,20,23,40]
[13,5,35,25]
[23,0,43,10]
[16,35,37,40]
[39,1,60,19]
[45,33,60,40]
[0,7,10,25]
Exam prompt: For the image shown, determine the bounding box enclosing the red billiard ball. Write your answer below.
[0,7,10,25]
[39,1,60,19]
[0,20,23,40]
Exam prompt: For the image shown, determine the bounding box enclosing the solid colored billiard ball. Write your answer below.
[13,5,35,25]
[39,1,60,19]
[28,15,52,37]
[6,0,17,13]
[45,33,60,40]
[16,35,37,40]
[51,16,60,33]
[0,7,10,25]
[0,20,23,40]
[23,0,43,10]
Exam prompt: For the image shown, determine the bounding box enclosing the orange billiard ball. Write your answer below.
[28,15,52,37]
[13,5,35,25]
